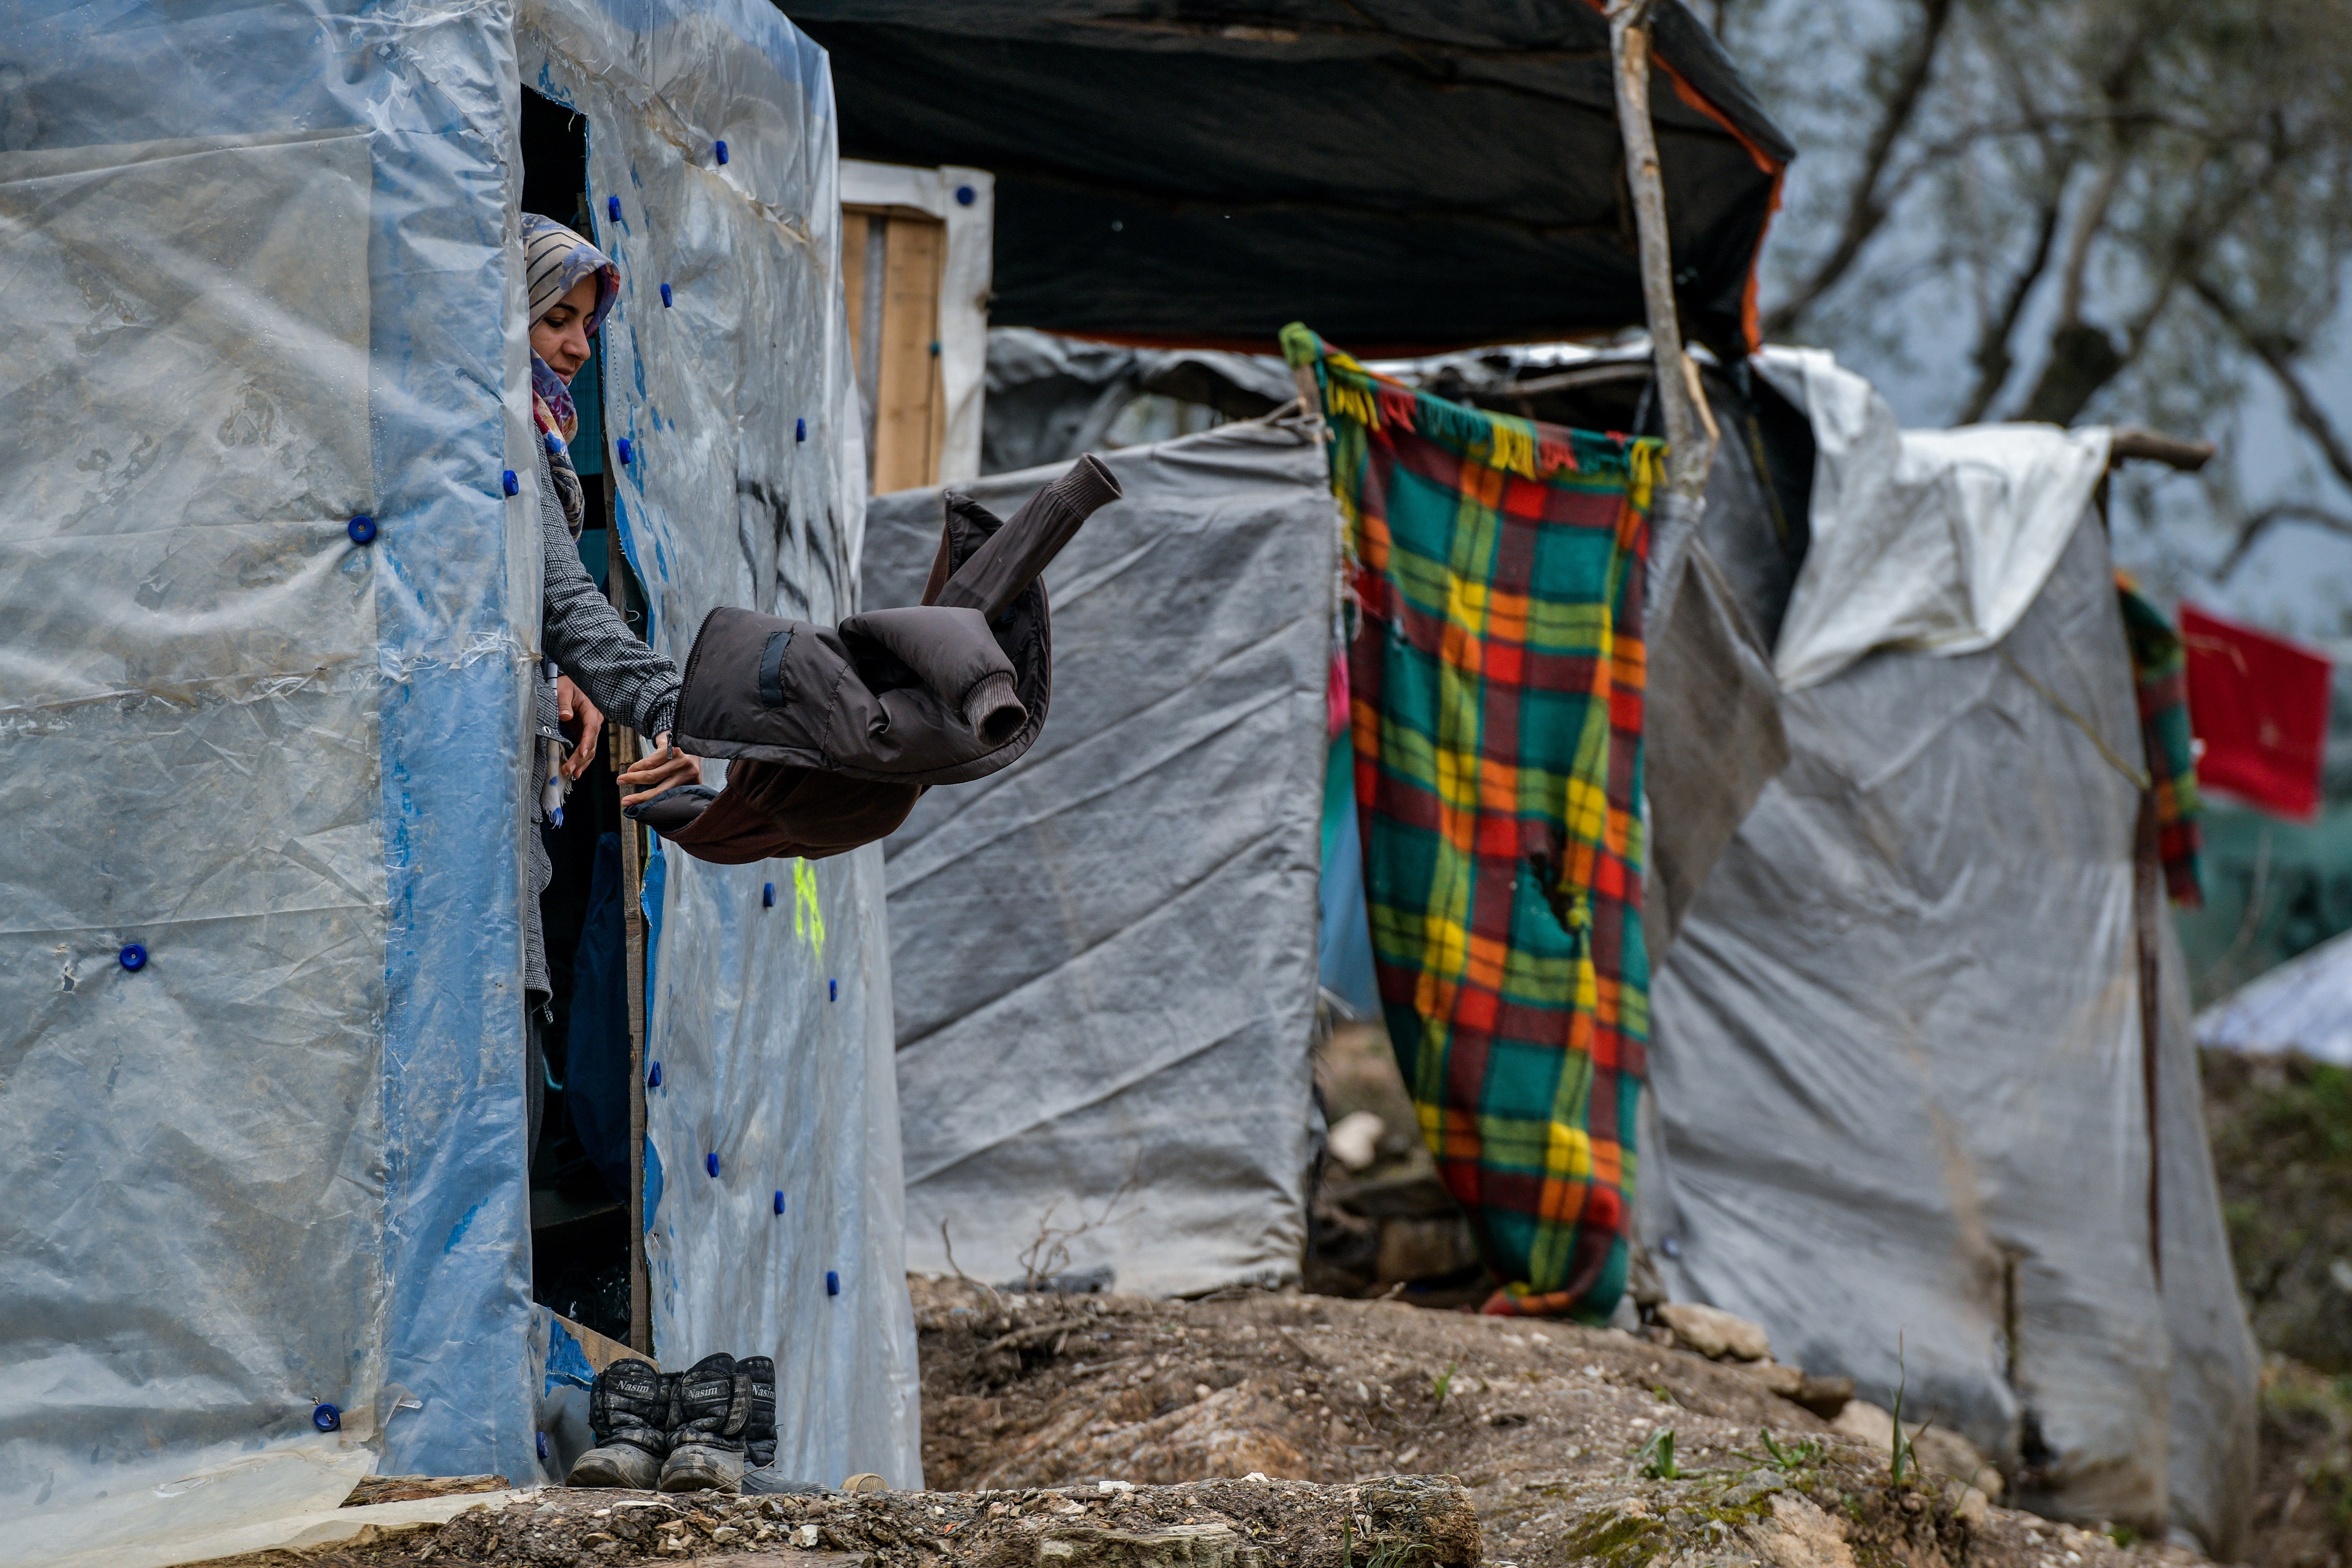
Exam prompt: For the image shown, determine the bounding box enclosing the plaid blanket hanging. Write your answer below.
[2117,577,2204,907]
[1282,325,1656,1319]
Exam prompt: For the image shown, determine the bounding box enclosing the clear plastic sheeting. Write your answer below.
[1648,515,2259,1552]
[522,0,920,1486]
[3,0,917,1539]
[1756,347,2113,692]
[1,97,400,1537]
[865,419,1335,1296]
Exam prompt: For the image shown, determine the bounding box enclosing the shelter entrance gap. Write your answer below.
[520,85,650,1352]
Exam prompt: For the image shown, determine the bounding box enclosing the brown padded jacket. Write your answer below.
[652,454,1120,864]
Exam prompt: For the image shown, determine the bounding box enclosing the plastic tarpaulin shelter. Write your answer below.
[1645,409,2259,1548]
[2198,926,2352,1065]
[1,2,915,1559]
[863,419,1337,1295]
[786,2,1792,357]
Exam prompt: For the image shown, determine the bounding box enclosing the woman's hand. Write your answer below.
[619,733,703,807]
[556,676,603,780]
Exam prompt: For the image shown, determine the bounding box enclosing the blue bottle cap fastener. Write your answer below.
[956,183,977,206]
[661,283,673,307]
[118,944,146,972]
[763,882,775,908]
[616,437,633,465]
[773,1191,785,1215]
[826,1271,840,1296]
[828,978,837,1002]
[796,417,806,442]
[347,515,376,545]
[312,1403,341,1433]
[607,195,622,222]
[716,140,729,165]
[647,1061,662,1088]
[706,1152,720,1178]
[502,469,519,497]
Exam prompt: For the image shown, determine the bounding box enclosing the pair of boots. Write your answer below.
[567,1353,773,1492]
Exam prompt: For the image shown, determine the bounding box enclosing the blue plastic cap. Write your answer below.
[607,195,621,223]
[956,184,977,206]
[312,1403,341,1432]
[763,881,775,907]
[502,469,519,497]
[796,417,806,443]
[828,978,837,1002]
[716,140,729,165]
[661,283,673,307]
[706,1151,720,1178]
[826,1271,840,1296]
[346,515,376,545]
[118,943,146,972]
[616,437,633,465]
[647,1061,662,1089]
[536,1431,549,1459]
[773,1191,785,1215]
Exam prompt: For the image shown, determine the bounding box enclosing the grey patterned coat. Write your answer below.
[526,437,680,1000]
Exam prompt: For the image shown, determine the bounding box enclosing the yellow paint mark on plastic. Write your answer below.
[792,859,825,955]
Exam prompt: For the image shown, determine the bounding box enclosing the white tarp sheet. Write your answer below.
[1756,347,2112,691]
[2196,925,2352,1064]
[863,417,1335,1296]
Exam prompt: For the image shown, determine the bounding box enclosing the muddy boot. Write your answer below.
[658,1352,749,1492]
[739,1355,777,1470]
[565,1358,671,1489]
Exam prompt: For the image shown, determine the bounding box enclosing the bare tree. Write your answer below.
[1711,0,2352,600]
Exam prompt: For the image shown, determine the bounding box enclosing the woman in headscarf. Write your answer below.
[518,212,697,1156]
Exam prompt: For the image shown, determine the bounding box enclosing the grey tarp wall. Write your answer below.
[1646,513,2259,1553]
[863,419,1335,1295]
[4,2,913,1560]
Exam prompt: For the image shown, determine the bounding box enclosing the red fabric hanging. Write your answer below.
[2180,603,2332,821]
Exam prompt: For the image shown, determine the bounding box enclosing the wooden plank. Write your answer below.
[842,211,868,366]
[552,1309,654,1375]
[872,214,944,494]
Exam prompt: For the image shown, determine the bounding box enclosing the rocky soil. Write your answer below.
[910,1277,2183,1568]
[194,1474,1476,1568]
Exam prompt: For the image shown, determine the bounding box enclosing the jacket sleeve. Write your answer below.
[538,448,681,739]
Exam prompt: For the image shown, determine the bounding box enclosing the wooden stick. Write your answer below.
[2107,425,2216,472]
[1608,1,1716,498]
[600,476,653,1359]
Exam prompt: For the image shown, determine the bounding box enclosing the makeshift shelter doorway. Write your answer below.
[514,86,655,1356]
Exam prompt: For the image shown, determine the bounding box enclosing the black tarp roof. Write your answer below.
[786,2,1792,357]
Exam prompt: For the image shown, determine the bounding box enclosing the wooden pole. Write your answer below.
[601,478,653,1358]
[1608,0,1716,500]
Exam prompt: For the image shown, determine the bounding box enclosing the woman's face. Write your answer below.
[531,273,599,382]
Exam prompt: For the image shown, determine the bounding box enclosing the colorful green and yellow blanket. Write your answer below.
[1284,325,1656,1319]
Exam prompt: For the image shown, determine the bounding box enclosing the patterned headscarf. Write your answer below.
[522,213,619,444]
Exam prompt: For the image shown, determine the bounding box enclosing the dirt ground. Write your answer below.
[2204,1050,2352,1568]
[911,1276,2184,1568]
